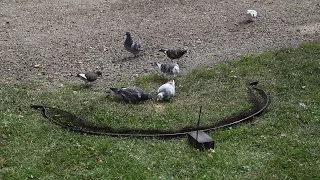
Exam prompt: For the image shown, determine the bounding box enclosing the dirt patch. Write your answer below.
[1,0,319,89]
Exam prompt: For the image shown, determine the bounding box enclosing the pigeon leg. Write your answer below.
[85,81,93,88]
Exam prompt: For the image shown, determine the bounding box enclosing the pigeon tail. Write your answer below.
[159,49,167,54]
[106,89,113,94]
[109,88,120,94]
[168,80,175,86]
[77,73,87,81]
[125,32,133,43]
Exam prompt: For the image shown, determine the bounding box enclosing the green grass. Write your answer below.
[1,41,320,179]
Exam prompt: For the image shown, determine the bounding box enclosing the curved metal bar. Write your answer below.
[31,86,269,137]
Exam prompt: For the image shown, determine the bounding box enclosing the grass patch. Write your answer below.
[1,41,320,179]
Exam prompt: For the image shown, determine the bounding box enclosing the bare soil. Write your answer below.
[1,0,319,88]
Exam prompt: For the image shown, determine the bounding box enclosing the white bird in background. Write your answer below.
[246,9,258,22]
[157,80,175,101]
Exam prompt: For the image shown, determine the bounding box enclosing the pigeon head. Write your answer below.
[125,32,131,36]
[172,66,179,74]
[139,91,154,101]
[147,93,154,101]
[95,71,102,76]
[156,93,164,101]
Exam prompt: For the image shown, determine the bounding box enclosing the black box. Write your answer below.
[187,131,214,151]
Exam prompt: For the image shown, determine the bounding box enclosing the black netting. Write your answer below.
[31,86,269,137]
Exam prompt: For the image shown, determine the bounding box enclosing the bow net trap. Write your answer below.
[31,85,269,137]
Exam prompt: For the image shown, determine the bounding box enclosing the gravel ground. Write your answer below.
[0,0,319,88]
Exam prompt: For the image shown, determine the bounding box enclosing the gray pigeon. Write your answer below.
[77,71,102,85]
[154,62,179,75]
[124,32,143,56]
[108,87,153,103]
[157,80,175,101]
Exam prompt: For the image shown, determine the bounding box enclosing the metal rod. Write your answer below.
[196,106,202,140]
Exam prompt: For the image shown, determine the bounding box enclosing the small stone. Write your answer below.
[299,103,306,108]
[34,64,41,68]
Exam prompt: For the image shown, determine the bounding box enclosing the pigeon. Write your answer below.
[157,80,175,101]
[108,87,153,103]
[124,32,143,56]
[159,49,187,61]
[153,62,179,75]
[77,71,102,85]
[246,10,258,22]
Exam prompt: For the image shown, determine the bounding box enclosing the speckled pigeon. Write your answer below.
[108,87,153,103]
[77,71,102,85]
[124,32,144,56]
[159,49,187,60]
[246,10,258,22]
[157,80,175,101]
[153,62,179,75]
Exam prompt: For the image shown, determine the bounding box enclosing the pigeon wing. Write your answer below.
[119,88,142,102]
[134,87,153,100]
[84,72,98,82]
[110,88,124,99]
[160,63,169,73]
[77,73,87,80]
[160,63,177,74]
[131,41,142,51]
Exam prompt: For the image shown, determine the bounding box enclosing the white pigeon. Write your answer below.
[157,80,175,101]
[246,9,258,22]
